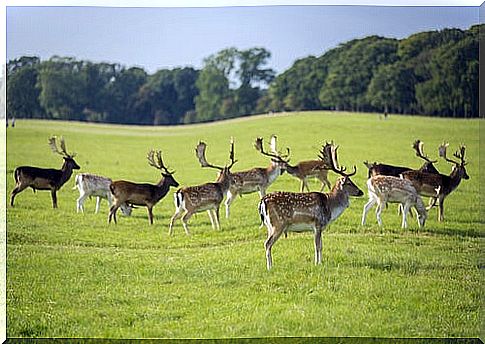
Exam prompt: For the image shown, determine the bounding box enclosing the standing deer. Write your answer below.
[10,136,80,208]
[364,139,439,178]
[401,143,469,222]
[223,135,288,218]
[285,157,332,192]
[259,141,364,270]
[108,150,179,225]
[169,139,236,235]
[361,175,427,228]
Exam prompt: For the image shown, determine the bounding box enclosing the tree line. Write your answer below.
[7,24,481,124]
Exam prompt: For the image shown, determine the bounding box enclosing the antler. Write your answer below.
[454,145,467,165]
[438,142,460,165]
[48,136,74,158]
[147,149,174,174]
[319,141,356,177]
[255,135,289,162]
[195,141,223,171]
[227,137,237,169]
[413,139,436,163]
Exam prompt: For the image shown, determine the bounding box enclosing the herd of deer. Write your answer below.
[10,135,469,270]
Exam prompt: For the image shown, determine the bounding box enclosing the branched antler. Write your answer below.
[255,135,289,163]
[413,140,436,163]
[147,149,173,174]
[319,141,356,177]
[48,136,74,158]
[196,138,237,171]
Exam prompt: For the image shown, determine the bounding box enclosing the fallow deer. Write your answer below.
[169,139,237,235]
[401,143,469,222]
[10,136,80,208]
[223,135,288,218]
[108,150,179,225]
[362,175,427,228]
[258,141,364,270]
[73,173,132,216]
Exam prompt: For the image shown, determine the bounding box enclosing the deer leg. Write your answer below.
[147,206,154,225]
[214,207,221,230]
[300,179,306,192]
[264,227,283,270]
[438,196,445,222]
[51,190,58,208]
[427,197,437,211]
[95,197,102,214]
[376,200,385,226]
[108,205,119,224]
[362,198,376,225]
[225,190,236,219]
[314,228,323,265]
[169,207,184,235]
[401,202,411,229]
[207,210,216,229]
[181,211,193,235]
[258,188,266,198]
[10,183,28,206]
[76,193,88,213]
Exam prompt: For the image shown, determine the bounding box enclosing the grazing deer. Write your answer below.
[223,135,288,218]
[401,143,469,222]
[169,139,236,235]
[73,173,132,216]
[10,136,80,208]
[361,175,427,228]
[364,139,439,178]
[108,150,179,225]
[258,141,364,270]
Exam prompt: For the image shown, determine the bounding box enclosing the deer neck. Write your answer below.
[266,163,281,184]
[216,172,232,193]
[59,162,75,187]
[447,167,463,193]
[326,184,350,222]
[157,177,172,194]
[285,164,298,176]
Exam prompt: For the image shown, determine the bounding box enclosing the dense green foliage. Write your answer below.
[6,25,481,124]
[6,113,482,338]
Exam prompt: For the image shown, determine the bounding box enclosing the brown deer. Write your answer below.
[223,135,288,218]
[258,141,364,270]
[10,136,80,208]
[401,143,469,222]
[362,175,427,228]
[169,139,237,235]
[364,139,439,178]
[285,159,332,192]
[108,150,179,225]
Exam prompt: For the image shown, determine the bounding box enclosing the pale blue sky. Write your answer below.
[6,5,479,74]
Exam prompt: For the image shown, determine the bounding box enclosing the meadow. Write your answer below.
[5,111,484,339]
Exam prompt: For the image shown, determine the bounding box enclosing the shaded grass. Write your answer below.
[6,111,484,338]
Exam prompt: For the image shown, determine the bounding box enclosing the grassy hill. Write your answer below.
[5,111,483,338]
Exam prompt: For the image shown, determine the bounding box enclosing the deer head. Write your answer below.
[439,142,469,179]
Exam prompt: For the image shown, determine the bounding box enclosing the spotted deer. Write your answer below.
[401,143,469,222]
[108,150,179,225]
[223,135,288,218]
[169,139,236,235]
[362,175,427,228]
[258,141,364,270]
[285,158,332,192]
[10,136,80,208]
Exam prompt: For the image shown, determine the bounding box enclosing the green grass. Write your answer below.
[6,111,484,338]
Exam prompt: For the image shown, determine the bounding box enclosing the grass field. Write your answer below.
[5,111,484,339]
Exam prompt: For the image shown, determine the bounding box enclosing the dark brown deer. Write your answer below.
[108,150,179,225]
[10,136,80,208]
[169,139,236,235]
[364,139,439,178]
[258,141,364,270]
[223,135,288,218]
[401,143,469,222]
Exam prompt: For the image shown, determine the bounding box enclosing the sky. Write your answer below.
[4,3,482,75]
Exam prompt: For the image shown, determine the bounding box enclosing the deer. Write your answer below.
[361,175,428,229]
[285,157,332,192]
[258,141,364,270]
[10,136,80,208]
[108,150,179,225]
[364,139,439,178]
[169,139,236,235]
[223,135,289,218]
[401,143,469,222]
[73,173,132,216]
